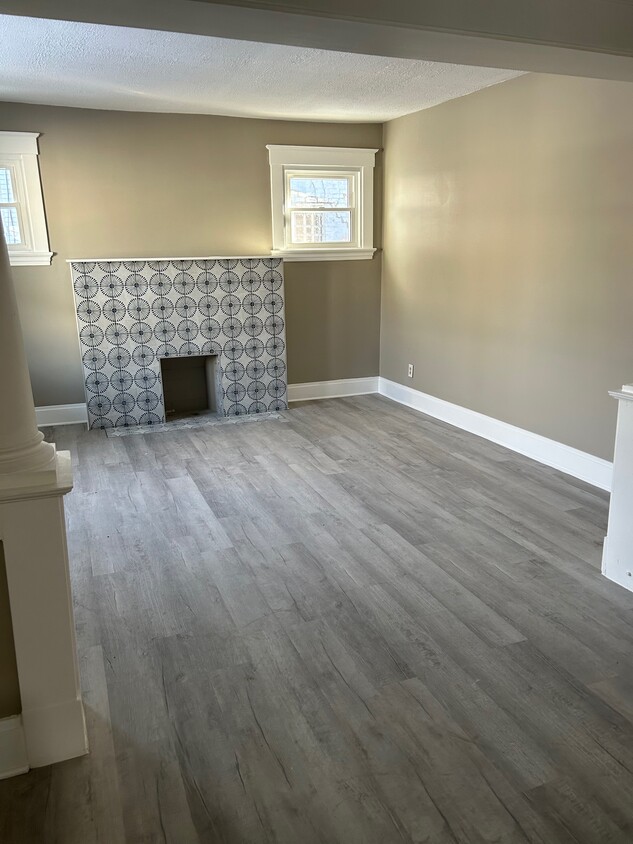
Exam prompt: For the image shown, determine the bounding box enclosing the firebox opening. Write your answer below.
[160,354,220,420]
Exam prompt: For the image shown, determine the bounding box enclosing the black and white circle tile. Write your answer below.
[71,258,288,429]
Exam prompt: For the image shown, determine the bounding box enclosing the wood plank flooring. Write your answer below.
[1,394,632,843]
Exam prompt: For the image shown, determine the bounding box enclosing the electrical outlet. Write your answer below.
[407,363,414,378]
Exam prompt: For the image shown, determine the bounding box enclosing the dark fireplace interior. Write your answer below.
[160,354,220,420]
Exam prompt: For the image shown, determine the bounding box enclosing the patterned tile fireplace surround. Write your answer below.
[70,257,288,429]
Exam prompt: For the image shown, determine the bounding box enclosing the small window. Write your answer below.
[0,166,24,245]
[0,132,52,266]
[267,145,377,262]
[287,173,354,246]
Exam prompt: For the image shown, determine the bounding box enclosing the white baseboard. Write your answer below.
[378,378,612,491]
[21,697,88,769]
[36,403,88,427]
[288,376,380,402]
[0,715,28,780]
[33,383,611,490]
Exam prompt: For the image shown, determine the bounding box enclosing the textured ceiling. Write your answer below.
[0,15,524,122]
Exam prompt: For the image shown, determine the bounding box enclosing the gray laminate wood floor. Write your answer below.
[2,395,632,843]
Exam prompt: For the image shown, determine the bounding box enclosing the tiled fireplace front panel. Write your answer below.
[70,257,288,429]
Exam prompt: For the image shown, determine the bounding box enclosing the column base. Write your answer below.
[602,534,633,594]
[22,697,88,769]
[0,715,29,780]
[0,449,72,501]
[0,436,57,490]
[0,449,88,773]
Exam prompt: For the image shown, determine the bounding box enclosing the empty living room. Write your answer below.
[1,1,633,842]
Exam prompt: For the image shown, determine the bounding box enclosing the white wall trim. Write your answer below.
[266,146,379,167]
[272,248,376,262]
[379,378,612,491]
[266,144,376,258]
[35,384,612,489]
[1,132,52,268]
[21,696,88,769]
[288,376,379,402]
[35,403,88,427]
[0,715,29,780]
[0,132,40,156]
[8,250,53,266]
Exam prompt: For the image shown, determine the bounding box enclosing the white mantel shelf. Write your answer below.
[66,255,275,263]
[67,252,378,264]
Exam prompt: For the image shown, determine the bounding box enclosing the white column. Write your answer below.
[0,220,87,771]
[0,229,56,486]
[602,384,633,593]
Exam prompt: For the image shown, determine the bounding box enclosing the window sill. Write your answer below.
[9,251,53,267]
[272,248,376,263]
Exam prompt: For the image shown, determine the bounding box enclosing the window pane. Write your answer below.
[0,168,15,203]
[290,210,351,244]
[1,207,22,245]
[289,177,349,209]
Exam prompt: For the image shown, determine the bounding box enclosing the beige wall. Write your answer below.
[0,102,382,405]
[381,73,633,461]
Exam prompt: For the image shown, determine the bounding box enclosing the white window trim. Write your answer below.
[266,145,377,262]
[0,132,52,266]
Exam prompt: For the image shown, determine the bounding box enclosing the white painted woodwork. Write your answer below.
[0,222,56,484]
[0,716,28,780]
[0,133,52,267]
[277,248,377,262]
[0,457,88,767]
[288,377,380,402]
[0,218,87,772]
[602,385,633,592]
[35,403,89,427]
[379,378,612,492]
[42,378,613,490]
[267,146,377,260]
[290,377,612,490]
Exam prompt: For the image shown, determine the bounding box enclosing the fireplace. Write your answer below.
[70,257,288,429]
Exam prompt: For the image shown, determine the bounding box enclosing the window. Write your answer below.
[267,145,377,261]
[0,132,52,266]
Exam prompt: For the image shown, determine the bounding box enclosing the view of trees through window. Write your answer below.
[288,175,352,244]
[0,167,21,245]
